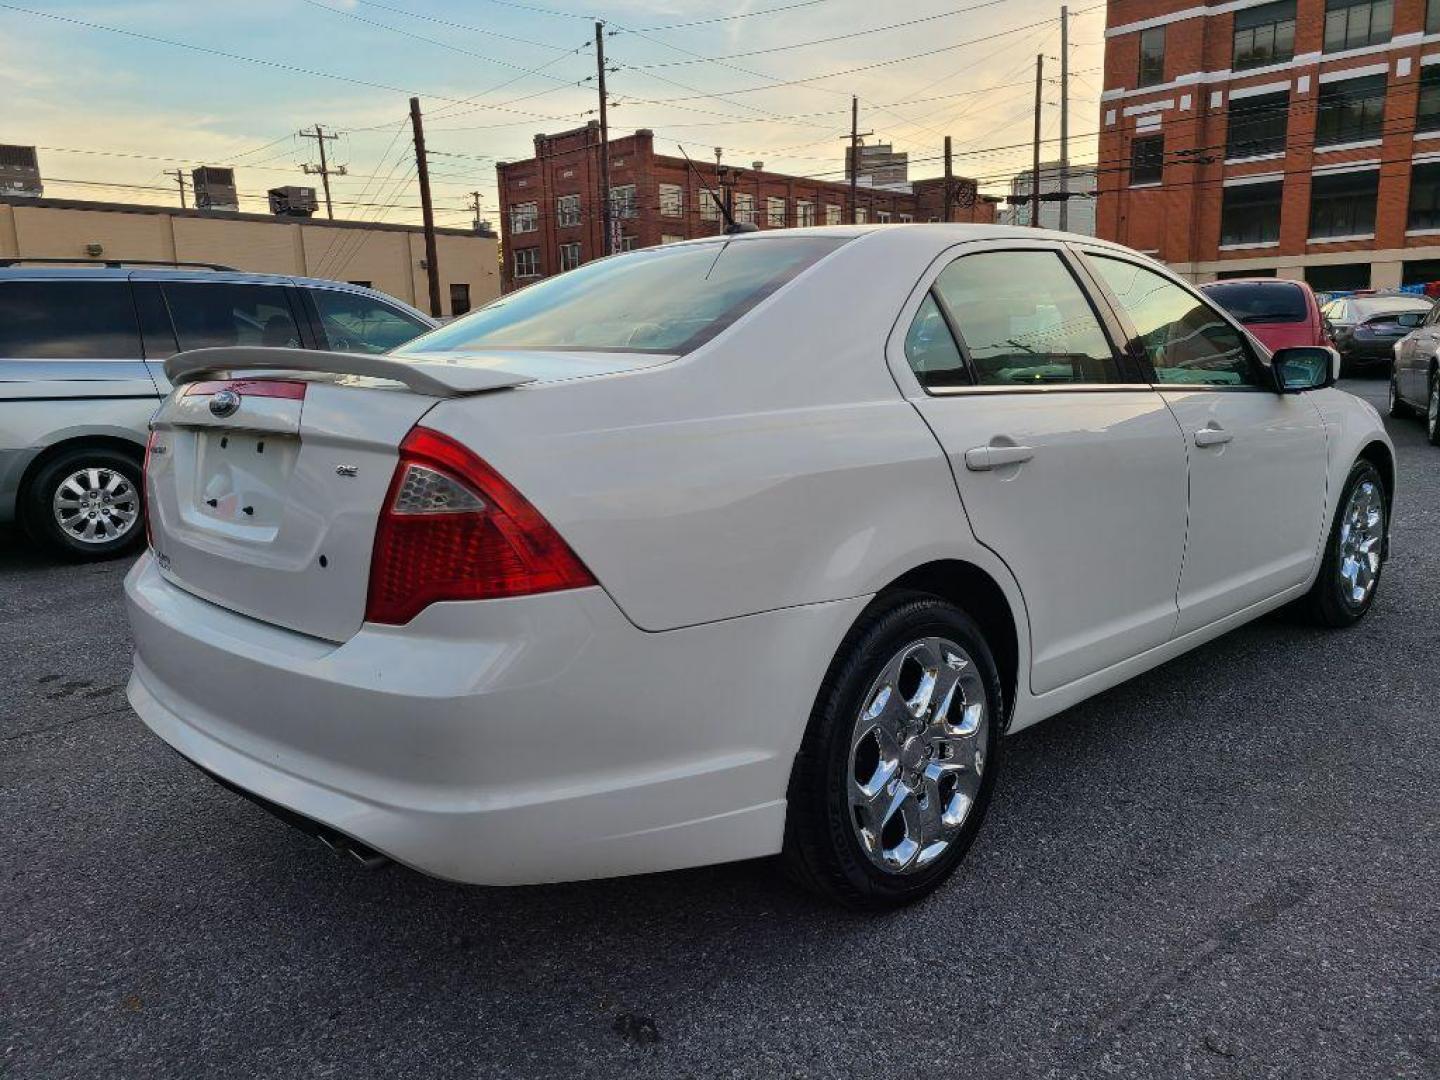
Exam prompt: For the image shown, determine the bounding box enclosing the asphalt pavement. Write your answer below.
[3,378,1437,1080]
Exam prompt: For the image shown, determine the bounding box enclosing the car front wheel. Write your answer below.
[22,447,145,560]
[783,592,1002,909]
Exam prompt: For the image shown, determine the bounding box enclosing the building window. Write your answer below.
[1130,135,1164,185]
[796,200,815,226]
[898,212,913,223]
[610,184,637,219]
[559,241,581,272]
[449,283,471,317]
[659,183,683,217]
[1419,66,1440,133]
[825,204,842,225]
[510,201,538,234]
[699,188,721,221]
[1220,181,1283,245]
[660,234,685,245]
[1226,90,1289,159]
[734,192,756,224]
[513,247,540,278]
[620,235,637,251]
[1408,162,1440,230]
[1138,26,1165,87]
[555,194,580,228]
[856,206,868,223]
[1309,168,1379,238]
[1315,73,1387,145]
[1234,0,1296,70]
[766,196,786,227]
[1430,0,1440,33]
[876,210,892,223]
[1323,0,1392,53]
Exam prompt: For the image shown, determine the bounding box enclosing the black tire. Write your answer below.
[1303,459,1388,628]
[1428,371,1440,447]
[782,591,1003,910]
[21,446,146,561]
[1387,372,1414,419]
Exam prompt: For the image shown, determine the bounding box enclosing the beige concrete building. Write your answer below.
[0,196,499,317]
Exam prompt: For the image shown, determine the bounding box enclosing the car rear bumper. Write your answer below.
[124,553,865,885]
[1339,339,1400,364]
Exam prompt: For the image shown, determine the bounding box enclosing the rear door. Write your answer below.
[890,240,1190,695]
[1083,251,1328,635]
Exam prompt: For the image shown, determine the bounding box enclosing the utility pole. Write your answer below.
[1058,5,1071,231]
[1032,54,1044,229]
[595,21,613,256]
[169,169,188,209]
[469,190,483,232]
[409,97,443,318]
[943,136,954,223]
[298,124,346,220]
[845,96,873,225]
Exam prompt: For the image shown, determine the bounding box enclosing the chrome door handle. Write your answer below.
[1193,427,1233,447]
[964,444,1036,471]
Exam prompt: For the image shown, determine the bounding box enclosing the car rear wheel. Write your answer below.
[782,591,1002,909]
[1303,459,1387,628]
[1387,373,1413,419]
[1429,372,1440,447]
[22,446,145,561]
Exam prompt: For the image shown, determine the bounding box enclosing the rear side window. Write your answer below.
[921,250,1122,387]
[309,289,429,354]
[903,294,967,387]
[1202,282,1308,324]
[402,237,847,356]
[0,281,141,359]
[163,283,301,351]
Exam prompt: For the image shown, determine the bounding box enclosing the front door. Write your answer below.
[894,243,1190,695]
[1084,253,1328,636]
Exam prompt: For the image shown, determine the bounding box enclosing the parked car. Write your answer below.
[1319,293,1433,373]
[1199,278,1329,353]
[126,227,1393,909]
[0,261,436,559]
[1389,300,1440,444]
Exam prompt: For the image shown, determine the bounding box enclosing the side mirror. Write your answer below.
[1271,346,1339,393]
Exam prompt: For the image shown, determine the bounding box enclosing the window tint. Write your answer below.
[1090,256,1257,386]
[1202,281,1308,323]
[310,289,428,354]
[931,250,1121,385]
[1220,180,1283,245]
[903,293,967,388]
[1131,135,1164,185]
[1309,168,1379,238]
[1225,90,1289,159]
[1234,0,1296,70]
[404,237,846,356]
[1138,26,1165,87]
[164,283,301,352]
[0,281,141,359]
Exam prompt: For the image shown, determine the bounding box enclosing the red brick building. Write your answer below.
[494,124,996,291]
[1098,0,1440,290]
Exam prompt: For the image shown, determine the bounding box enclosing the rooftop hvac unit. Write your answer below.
[192,166,238,211]
[268,185,318,217]
[0,145,43,198]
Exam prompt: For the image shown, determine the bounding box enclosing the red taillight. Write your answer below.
[364,427,595,625]
[143,429,158,550]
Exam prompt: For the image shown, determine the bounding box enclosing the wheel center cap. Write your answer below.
[900,736,927,777]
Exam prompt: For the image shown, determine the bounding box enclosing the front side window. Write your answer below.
[514,248,540,279]
[1220,180,1283,245]
[555,194,580,228]
[610,184,637,220]
[1234,0,1296,70]
[163,283,300,352]
[1309,168,1379,237]
[1131,134,1164,185]
[659,184,683,218]
[1089,256,1257,386]
[1323,0,1392,52]
[1418,66,1440,133]
[1138,26,1166,87]
[510,201,538,234]
[1226,91,1289,159]
[402,237,847,357]
[310,289,429,354]
[928,250,1122,386]
[1316,73,1387,145]
[1408,161,1440,230]
[0,281,141,359]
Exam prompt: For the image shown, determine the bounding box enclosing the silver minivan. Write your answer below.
[0,261,436,559]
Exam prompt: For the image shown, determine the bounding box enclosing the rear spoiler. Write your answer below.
[164,347,536,398]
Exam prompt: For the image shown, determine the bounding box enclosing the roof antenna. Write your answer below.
[678,145,757,235]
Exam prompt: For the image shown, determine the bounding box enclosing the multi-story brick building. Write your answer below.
[495,124,995,290]
[1098,0,1440,290]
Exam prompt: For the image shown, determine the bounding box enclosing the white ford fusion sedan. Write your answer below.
[126,225,1394,908]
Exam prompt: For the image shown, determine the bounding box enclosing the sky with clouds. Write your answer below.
[0,0,1106,229]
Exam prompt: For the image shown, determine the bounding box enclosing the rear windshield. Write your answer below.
[1352,297,1432,320]
[1202,281,1308,324]
[400,237,848,356]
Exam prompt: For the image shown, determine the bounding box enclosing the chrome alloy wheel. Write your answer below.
[848,636,989,875]
[52,467,139,545]
[1429,375,1439,440]
[1337,477,1384,607]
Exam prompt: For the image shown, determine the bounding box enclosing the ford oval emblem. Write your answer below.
[209,389,241,418]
